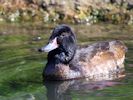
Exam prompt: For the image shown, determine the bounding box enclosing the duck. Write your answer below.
[38,24,127,81]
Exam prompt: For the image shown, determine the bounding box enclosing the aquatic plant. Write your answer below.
[0,0,133,24]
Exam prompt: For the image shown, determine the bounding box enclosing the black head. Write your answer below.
[39,24,76,53]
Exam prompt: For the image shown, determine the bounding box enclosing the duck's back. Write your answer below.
[70,40,127,80]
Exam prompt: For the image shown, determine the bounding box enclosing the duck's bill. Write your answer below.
[39,38,59,52]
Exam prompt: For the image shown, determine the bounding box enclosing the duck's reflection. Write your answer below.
[44,81,72,100]
[44,78,124,100]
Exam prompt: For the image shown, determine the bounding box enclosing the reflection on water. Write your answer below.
[0,23,133,100]
[44,79,124,100]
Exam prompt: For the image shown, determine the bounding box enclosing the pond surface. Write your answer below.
[0,23,133,100]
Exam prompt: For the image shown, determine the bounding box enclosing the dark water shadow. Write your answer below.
[43,78,124,100]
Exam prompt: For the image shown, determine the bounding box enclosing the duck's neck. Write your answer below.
[48,45,76,64]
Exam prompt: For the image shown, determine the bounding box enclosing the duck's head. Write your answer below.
[38,24,76,53]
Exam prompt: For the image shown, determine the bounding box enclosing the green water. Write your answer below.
[0,23,133,100]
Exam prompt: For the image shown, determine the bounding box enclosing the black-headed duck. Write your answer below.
[39,24,127,81]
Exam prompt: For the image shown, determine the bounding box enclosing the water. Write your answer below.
[0,23,133,100]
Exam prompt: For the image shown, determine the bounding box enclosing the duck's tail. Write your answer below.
[109,40,127,69]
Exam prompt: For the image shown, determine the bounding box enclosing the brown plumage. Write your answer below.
[39,24,127,81]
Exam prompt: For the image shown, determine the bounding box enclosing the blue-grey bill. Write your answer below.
[42,37,58,52]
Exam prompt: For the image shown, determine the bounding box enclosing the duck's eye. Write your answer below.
[62,34,65,36]
[57,37,62,44]
[60,34,65,38]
